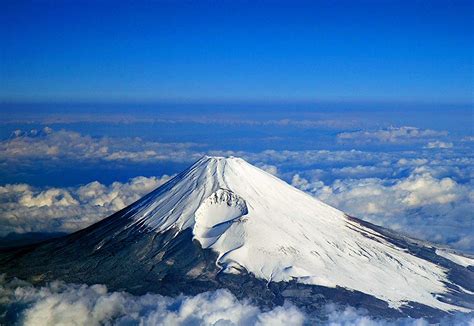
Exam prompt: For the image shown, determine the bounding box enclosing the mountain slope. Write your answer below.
[1,156,473,319]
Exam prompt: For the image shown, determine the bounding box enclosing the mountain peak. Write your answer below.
[119,156,472,312]
[194,155,251,176]
[197,155,242,165]
[201,155,238,160]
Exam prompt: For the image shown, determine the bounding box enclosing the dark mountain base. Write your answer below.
[0,232,67,248]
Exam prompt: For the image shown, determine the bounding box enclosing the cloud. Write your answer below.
[424,141,454,149]
[1,277,472,326]
[337,126,448,144]
[1,128,202,163]
[216,149,394,170]
[1,113,360,129]
[1,127,469,175]
[10,127,53,138]
[0,175,172,235]
[321,303,474,326]
[330,165,392,179]
[256,164,279,176]
[292,171,474,252]
[0,276,305,326]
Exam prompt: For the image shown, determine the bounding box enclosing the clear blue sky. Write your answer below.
[1,0,473,102]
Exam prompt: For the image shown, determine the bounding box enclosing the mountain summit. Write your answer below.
[1,156,473,319]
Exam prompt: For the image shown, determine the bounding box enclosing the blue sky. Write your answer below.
[1,0,473,102]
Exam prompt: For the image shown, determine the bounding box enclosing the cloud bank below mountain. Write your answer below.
[1,276,472,326]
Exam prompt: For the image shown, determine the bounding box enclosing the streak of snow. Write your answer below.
[436,249,474,268]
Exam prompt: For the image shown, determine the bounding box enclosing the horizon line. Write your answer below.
[1,97,472,107]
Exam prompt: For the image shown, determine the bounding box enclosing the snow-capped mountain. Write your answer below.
[1,156,473,320]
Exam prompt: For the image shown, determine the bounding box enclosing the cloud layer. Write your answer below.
[0,175,171,235]
[1,127,201,163]
[1,276,472,326]
[1,132,473,252]
[1,126,460,166]
[337,126,448,144]
[0,276,304,326]
[1,127,472,253]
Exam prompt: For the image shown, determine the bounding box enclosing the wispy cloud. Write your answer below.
[424,141,454,149]
[1,114,360,129]
[337,126,448,144]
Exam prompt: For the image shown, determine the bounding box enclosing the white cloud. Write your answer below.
[424,141,454,149]
[1,128,202,163]
[321,303,474,326]
[337,126,448,144]
[218,149,393,169]
[0,175,172,235]
[256,164,279,176]
[19,188,79,208]
[0,277,305,326]
[1,128,469,178]
[331,165,391,178]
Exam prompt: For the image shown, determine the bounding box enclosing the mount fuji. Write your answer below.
[1,156,473,320]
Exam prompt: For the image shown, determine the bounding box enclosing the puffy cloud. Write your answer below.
[337,126,448,144]
[424,141,454,149]
[0,277,305,326]
[19,188,79,208]
[10,127,53,138]
[0,175,172,235]
[292,171,474,252]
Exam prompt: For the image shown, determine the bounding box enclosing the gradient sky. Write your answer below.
[1,0,473,102]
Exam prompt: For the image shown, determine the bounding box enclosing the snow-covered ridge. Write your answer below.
[436,249,474,268]
[126,156,471,312]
